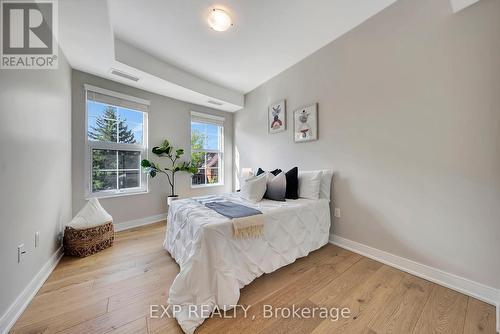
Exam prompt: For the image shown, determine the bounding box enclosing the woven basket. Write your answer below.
[63,221,114,257]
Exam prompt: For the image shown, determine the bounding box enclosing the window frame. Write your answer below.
[84,84,149,199]
[190,111,225,188]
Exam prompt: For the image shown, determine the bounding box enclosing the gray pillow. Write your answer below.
[264,172,287,201]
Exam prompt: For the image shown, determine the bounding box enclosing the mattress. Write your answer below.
[164,193,331,333]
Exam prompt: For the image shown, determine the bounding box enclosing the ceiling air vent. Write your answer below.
[207,100,224,106]
[110,69,139,82]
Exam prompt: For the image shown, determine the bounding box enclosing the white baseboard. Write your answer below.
[330,234,499,331]
[0,247,64,334]
[114,213,167,232]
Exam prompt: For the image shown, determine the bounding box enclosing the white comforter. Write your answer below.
[164,193,331,333]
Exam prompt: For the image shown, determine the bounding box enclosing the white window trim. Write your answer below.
[84,84,151,106]
[190,111,225,188]
[84,86,149,199]
[191,111,225,123]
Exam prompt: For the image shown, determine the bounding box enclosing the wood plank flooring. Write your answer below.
[11,222,497,334]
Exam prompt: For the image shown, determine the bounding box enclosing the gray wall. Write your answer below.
[235,0,500,289]
[72,70,234,223]
[0,54,72,316]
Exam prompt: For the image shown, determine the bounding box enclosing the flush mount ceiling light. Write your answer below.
[207,8,232,32]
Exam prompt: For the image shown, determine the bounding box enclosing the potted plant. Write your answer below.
[141,139,198,205]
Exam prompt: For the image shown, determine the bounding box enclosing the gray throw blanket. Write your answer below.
[204,201,262,218]
[204,201,264,239]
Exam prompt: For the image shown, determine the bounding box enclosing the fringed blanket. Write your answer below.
[204,201,264,239]
[232,215,265,239]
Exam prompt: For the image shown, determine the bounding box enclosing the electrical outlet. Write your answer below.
[18,244,26,263]
[334,208,341,218]
[35,231,40,248]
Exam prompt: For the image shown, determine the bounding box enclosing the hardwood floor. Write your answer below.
[11,222,496,334]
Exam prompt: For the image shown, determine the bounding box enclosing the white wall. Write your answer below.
[235,0,500,290]
[72,70,234,223]
[0,54,72,318]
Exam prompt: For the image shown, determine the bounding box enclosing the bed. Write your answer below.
[164,192,331,333]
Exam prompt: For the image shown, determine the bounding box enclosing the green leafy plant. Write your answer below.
[141,139,198,197]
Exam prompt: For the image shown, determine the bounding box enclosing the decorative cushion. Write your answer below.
[67,198,113,230]
[264,172,287,201]
[298,170,323,200]
[256,168,282,176]
[285,167,299,199]
[240,172,268,203]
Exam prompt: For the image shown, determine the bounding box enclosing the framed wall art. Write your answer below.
[268,99,286,134]
[293,103,318,142]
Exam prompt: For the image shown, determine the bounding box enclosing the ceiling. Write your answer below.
[108,0,398,93]
[59,0,475,111]
[60,0,449,111]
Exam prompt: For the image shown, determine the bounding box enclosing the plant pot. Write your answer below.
[167,195,179,206]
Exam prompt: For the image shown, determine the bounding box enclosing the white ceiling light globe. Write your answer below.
[207,8,232,32]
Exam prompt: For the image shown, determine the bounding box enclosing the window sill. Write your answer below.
[85,189,149,200]
[191,183,224,189]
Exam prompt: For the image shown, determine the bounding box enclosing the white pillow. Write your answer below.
[68,198,113,230]
[240,172,268,203]
[319,169,333,201]
[298,170,323,200]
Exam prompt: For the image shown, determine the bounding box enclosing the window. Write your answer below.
[85,85,149,197]
[191,111,224,187]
